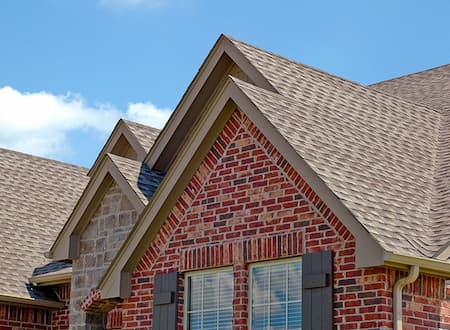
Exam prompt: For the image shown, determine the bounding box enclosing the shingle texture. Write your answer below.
[0,148,88,299]
[108,153,164,205]
[123,120,161,153]
[228,37,450,260]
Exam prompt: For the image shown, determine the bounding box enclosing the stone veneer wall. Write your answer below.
[69,182,138,329]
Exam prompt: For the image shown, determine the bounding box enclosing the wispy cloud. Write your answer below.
[98,0,170,10]
[126,102,172,129]
[0,86,171,158]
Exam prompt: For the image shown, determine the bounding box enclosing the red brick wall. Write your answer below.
[117,110,449,329]
[50,284,70,330]
[0,304,50,329]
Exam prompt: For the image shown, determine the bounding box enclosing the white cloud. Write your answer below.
[98,0,169,9]
[0,86,172,158]
[126,102,172,129]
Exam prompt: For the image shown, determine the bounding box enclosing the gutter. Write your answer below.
[384,252,450,277]
[0,294,65,309]
[393,265,420,330]
[28,267,72,286]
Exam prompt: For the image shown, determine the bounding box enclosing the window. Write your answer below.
[250,259,302,330]
[185,268,233,330]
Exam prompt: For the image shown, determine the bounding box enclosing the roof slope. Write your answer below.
[0,148,88,300]
[123,120,160,153]
[227,37,449,260]
[370,64,450,112]
[370,64,450,258]
[108,153,164,205]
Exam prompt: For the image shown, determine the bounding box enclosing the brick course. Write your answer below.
[115,110,449,329]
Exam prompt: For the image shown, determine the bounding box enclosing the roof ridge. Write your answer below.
[369,63,450,87]
[227,36,442,116]
[0,147,88,172]
[122,119,161,132]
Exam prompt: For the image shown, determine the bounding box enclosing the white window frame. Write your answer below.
[248,257,302,330]
[183,267,233,330]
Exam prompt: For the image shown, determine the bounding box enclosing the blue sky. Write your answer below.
[1,0,449,168]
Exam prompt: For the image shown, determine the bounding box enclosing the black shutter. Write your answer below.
[302,250,333,329]
[153,272,178,330]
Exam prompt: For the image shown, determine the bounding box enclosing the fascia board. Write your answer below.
[50,155,145,261]
[144,34,275,169]
[0,295,65,309]
[385,252,450,277]
[28,268,72,286]
[88,120,147,176]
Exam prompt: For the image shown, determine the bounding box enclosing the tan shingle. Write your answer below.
[123,120,160,153]
[226,37,449,260]
[108,153,164,205]
[0,148,88,299]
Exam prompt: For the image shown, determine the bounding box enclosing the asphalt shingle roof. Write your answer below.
[108,153,164,205]
[123,120,161,153]
[228,37,450,260]
[0,148,88,299]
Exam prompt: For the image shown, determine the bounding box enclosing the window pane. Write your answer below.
[203,273,218,310]
[252,266,269,306]
[187,270,233,330]
[202,311,217,330]
[288,263,301,302]
[270,265,287,304]
[251,260,302,330]
[252,306,269,330]
[218,309,233,330]
[219,272,233,308]
[287,302,302,330]
[189,312,202,329]
[270,302,286,329]
[190,276,203,311]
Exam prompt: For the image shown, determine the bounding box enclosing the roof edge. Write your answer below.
[88,119,147,176]
[29,268,72,286]
[49,154,145,261]
[385,252,450,277]
[143,34,276,170]
[0,294,65,309]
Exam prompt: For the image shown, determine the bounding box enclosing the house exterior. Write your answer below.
[0,35,449,329]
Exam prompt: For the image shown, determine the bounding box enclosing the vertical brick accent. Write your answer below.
[233,264,249,330]
[117,110,449,329]
[70,182,138,329]
[106,308,123,329]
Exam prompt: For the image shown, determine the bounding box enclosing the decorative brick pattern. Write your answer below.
[69,182,138,329]
[0,304,50,329]
[105,308,123,329]
[180,231,303,271]
[117,110,449,329]
[80,288,116,313]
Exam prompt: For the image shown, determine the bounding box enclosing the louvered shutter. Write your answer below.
[302,250,333,329]
[153,272,178,330]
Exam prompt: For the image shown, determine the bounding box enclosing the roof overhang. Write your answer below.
[88,119,147,176]
[49,154,146,261]
[29,267,72,287]
[144,34,277,173]
[0,294,65,309]
[98,78,387,300]
[384,252,450,277]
